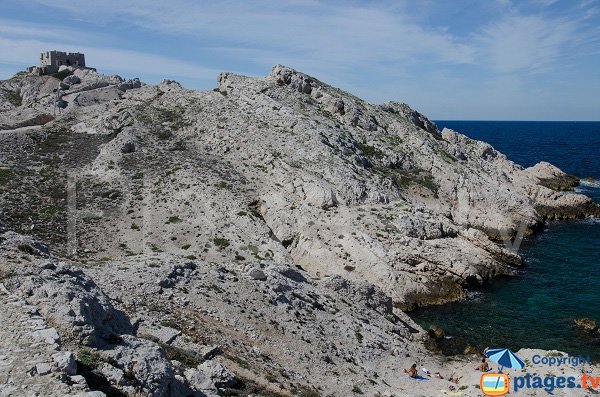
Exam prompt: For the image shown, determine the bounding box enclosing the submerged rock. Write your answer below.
[574,317,598,333]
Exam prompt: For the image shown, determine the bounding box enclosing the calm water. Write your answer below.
[411,121,600,358]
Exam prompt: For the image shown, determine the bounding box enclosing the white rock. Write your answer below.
[52,351,76,375]
[35,362,51,375]
[32,328,60,345]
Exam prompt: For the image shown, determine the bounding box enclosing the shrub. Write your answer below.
[1,89,21,107]
[40,205,61,219]
[77,349,100,369]
[160,320,180,329]
[356,143,384,159]
[213,237,230,248]
[53,69,73,80]
[354,331,364,344]
[0,168,12,185]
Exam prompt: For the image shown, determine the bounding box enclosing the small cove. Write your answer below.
[410,121,600,359]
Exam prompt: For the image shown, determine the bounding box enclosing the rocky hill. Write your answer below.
[1,65,598,397]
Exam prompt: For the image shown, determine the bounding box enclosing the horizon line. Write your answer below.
[434,119,600,122]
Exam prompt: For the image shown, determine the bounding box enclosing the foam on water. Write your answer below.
[580,179,600,188]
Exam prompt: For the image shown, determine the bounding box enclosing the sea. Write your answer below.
[410,121,600,360]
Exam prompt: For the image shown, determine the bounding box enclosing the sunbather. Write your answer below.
[404,363,418,378]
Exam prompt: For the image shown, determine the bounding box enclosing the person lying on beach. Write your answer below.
[476,358,490,372]
[404,363,418,378]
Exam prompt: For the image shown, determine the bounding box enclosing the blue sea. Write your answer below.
[410,121,600,359]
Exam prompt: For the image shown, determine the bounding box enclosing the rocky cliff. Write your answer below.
[1,65,598,396]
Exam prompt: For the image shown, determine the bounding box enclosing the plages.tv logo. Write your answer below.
[481,373,510,396]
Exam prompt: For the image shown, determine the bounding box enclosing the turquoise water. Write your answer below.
[411,121,600,359]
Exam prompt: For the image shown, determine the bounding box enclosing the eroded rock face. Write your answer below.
[17,264,133,346]
[1,63,599,397]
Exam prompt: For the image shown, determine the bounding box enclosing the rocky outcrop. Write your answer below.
[573,318,598,333]
[527,161,580,191]
[380,101,439,135]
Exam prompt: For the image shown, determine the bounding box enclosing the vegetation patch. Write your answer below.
[389,168,438,193]
[213,237,231,248]
[354,330,364,344]
[39,205,61,220]
[356,142,384,159]
[160,320,180,329]
[77,349,100,369]
[1,89,21,107]
[0,168,13,186]
[216,181,232,190]
[166,216,183,224]
[52,69,74,80]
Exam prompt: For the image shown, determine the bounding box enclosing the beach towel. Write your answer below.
[405,374,429,381]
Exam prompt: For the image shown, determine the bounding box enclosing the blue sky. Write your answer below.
[0,0,598,120]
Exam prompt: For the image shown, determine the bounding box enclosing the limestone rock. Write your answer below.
[35,362,51,375]
[63,75,81,85]
[52,351,76,375]
[184,360,236,391]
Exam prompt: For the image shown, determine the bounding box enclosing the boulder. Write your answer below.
[52,351,76,375]
[21,265,133,346]
[101,335,176,397]
[247,267,267,281]
[118,78,142,92]
[303,182,337,209]
[184,360,236,391]
[35,362,51,375]
[63,75,81,85]
[428,324,445,339]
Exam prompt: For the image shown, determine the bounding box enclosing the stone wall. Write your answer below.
[40,51,86,68]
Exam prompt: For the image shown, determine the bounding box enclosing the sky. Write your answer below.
[0,0,598,120]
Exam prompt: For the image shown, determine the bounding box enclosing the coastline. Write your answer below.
[410,119,600,363]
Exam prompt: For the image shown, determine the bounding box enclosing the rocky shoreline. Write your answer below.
[1,65,599,396]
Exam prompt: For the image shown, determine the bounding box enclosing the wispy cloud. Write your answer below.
[25,0,477,68]
[478,15,579,73]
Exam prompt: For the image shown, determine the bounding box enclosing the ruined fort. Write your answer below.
[27,50,87,75]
